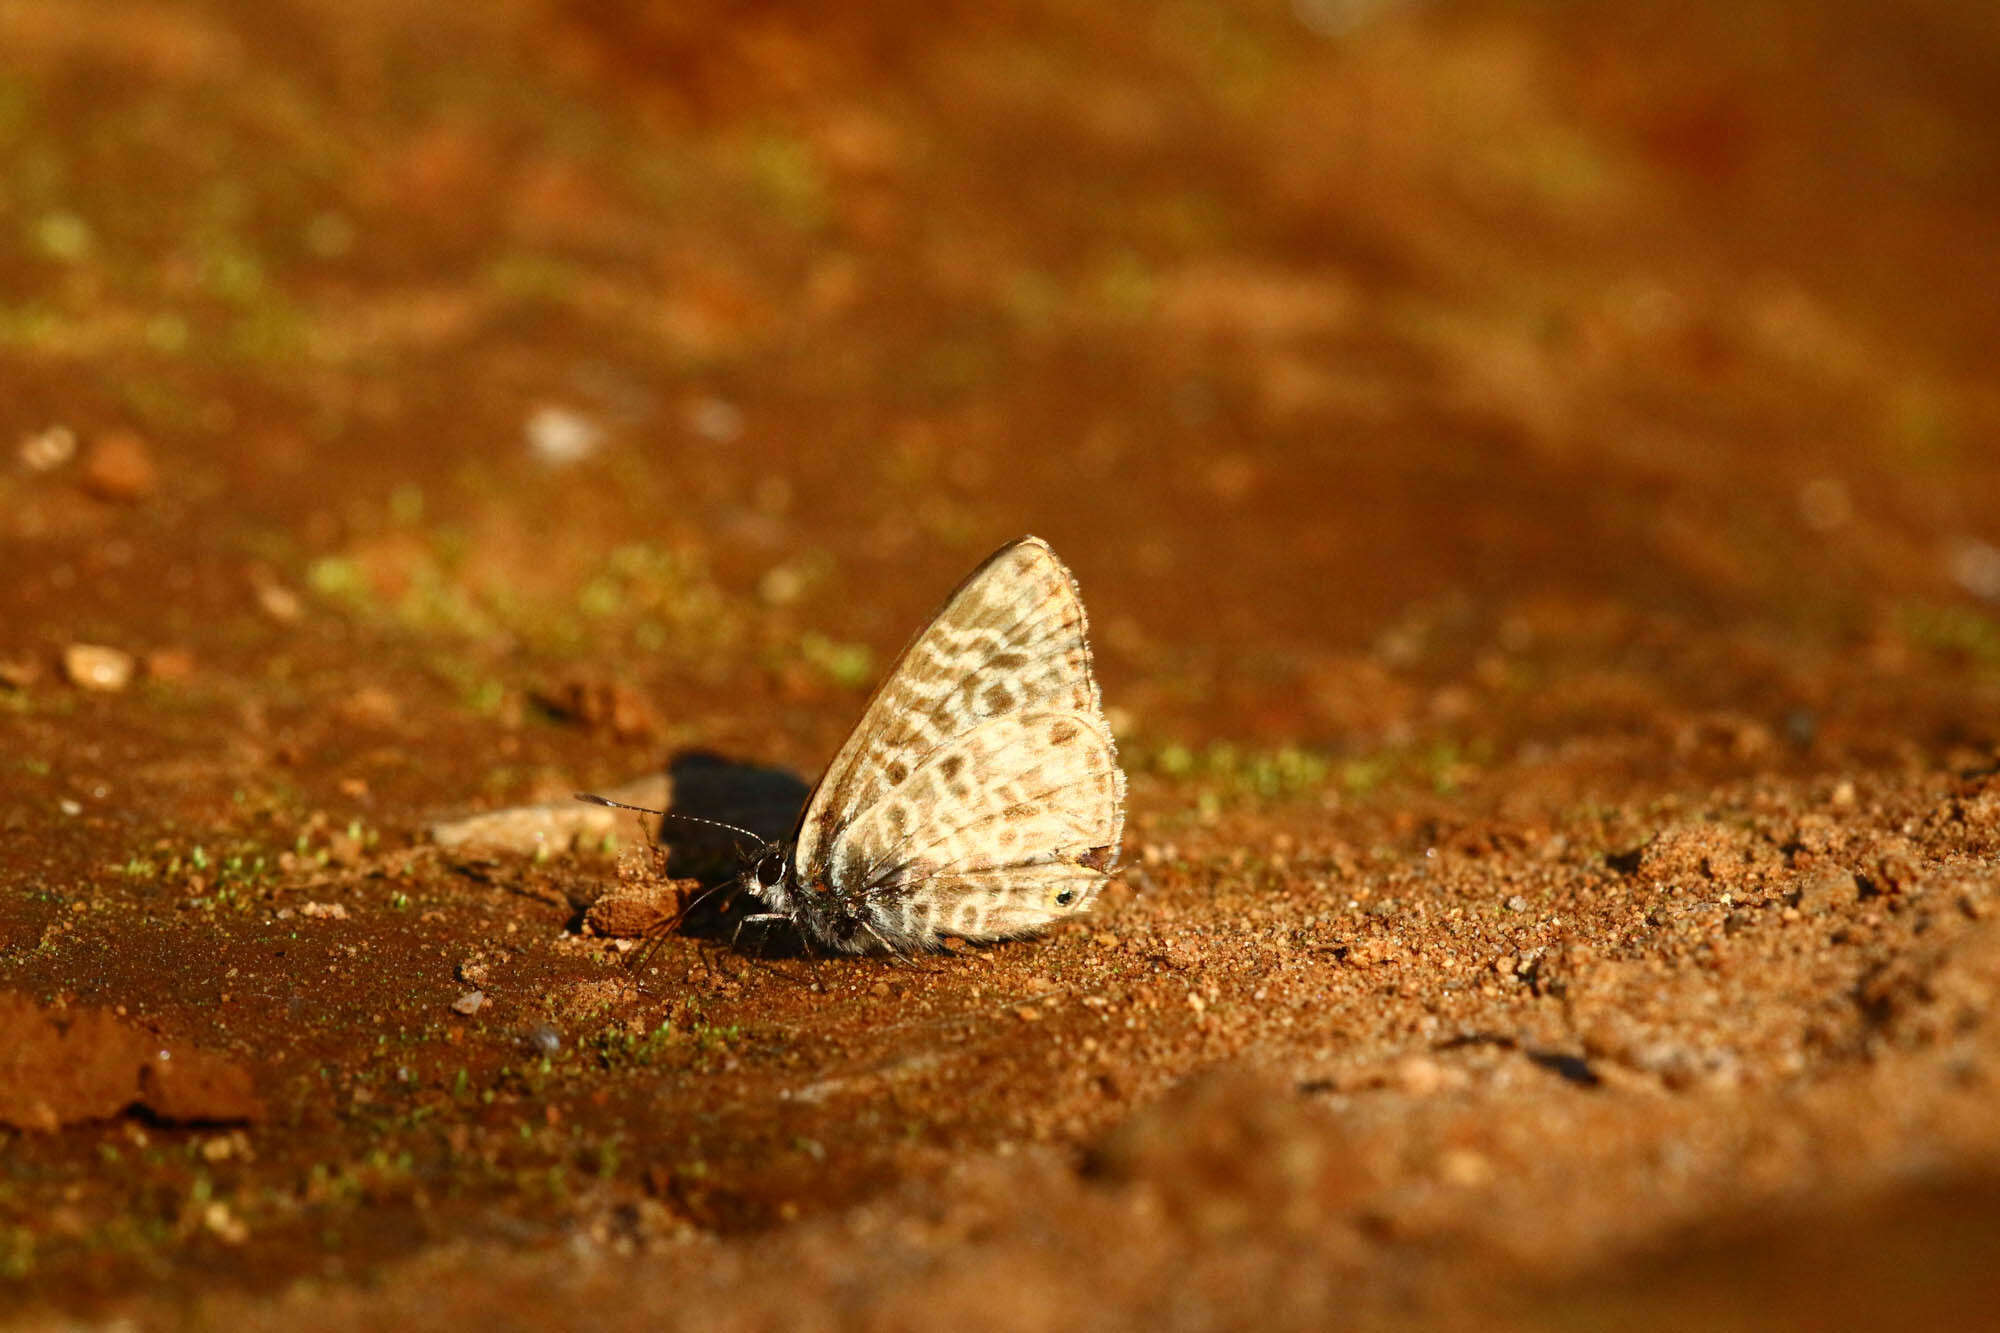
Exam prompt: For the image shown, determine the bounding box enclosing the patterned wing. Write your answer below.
[790,536,1110,880]
[826,709,1125,941]
[871,863,1111,943]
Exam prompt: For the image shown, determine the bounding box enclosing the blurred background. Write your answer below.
[9,5,2000,1322]
[5,0,2000,799]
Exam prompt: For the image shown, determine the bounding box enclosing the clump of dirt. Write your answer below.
[0,994,263,1132]
[582,845,700,939]
[530,677,662,745]
[1087,1066,1373,1235]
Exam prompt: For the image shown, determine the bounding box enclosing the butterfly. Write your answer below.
[589,536,1126,957]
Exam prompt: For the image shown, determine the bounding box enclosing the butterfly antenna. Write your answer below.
[573,792,766,848]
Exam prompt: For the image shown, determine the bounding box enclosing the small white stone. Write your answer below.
[1948,538,2000,602]
[254,580,304,624]
[17,425,76,472]
[62,643,135,692]
[525,404,603,466]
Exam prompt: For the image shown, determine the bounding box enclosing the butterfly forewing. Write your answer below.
[786,536,1124,946]
[792,538,1104,876]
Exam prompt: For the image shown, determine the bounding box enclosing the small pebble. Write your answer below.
[758,564,808,606]
[336,687,400,727]
[253,579,304,624]
[522,1024,562,1055]
[1948,537,2000,602]
[17,425,76,472]
[685,396,744,443]
[63,644,135,692]
[525,404,603,465]
[297,901,350,920]
[202,1200,248,1245]
[144,648,196,682]
[1784,708,1818,748]
[452,991,486,1016]
[80,430,159,501]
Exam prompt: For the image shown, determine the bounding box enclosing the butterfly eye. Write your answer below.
[755,855,785,890]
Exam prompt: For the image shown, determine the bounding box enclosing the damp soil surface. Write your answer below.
[6,2,2000,1328]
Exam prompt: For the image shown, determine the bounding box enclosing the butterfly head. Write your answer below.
[734,837,873,950]
[739,840,795,909]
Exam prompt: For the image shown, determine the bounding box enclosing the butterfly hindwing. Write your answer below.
[867,863,1111,945]
[827,708,1124,904]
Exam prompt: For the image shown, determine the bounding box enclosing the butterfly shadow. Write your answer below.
[637,750,817,961]
[615,752,957,977]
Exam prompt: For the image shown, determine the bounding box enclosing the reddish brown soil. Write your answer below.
[5,2,2000,1327]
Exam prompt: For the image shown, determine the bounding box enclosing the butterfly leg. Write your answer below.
[858,919,933,972]
[729,912,794,952]
[723,912,818,989]
[620,926,675,1001]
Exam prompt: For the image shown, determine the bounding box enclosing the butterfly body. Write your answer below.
[743,536,1125,954]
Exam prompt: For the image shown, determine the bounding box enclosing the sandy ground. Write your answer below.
[5,1,2000,1327]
